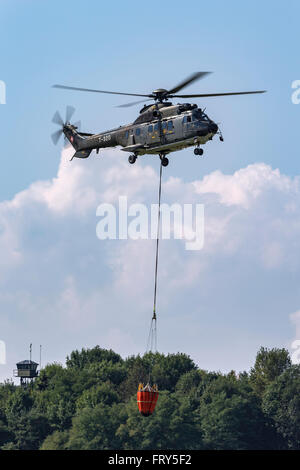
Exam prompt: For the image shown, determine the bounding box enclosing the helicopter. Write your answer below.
[51,72,266,167]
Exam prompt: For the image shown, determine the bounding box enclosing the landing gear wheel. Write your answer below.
[161,157,169,167]
[194,148,203,156]
[128,155,137,164]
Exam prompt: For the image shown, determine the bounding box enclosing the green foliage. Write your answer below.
[176,369,220,398]
[151,352,197,392]
[0,419,11,447]
[117,392,202,450]
[0,346,298,450]
[198,373,276,449]
[121,352,196,400]
[120,355,149,401]
[4,389,50,449]
[250,347,291,397]
[262,365,300,449]
[66,346,122,369]
[40,430,69,450]
[67,403,126,450]
[76,382,120,410]
[88,360,127,386]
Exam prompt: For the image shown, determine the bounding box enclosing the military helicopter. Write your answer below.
[51,72,265,167]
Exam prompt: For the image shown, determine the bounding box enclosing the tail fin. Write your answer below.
[63,124,84,150]
[63,125,93,160]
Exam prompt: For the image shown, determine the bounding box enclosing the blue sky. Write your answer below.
[0,0,300,381]
[1,0,299,199]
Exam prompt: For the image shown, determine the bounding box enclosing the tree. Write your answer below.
[176,369,220,398]
[250,347,291,397]
[0,419,11,448]
[121,355,152,402]
[66,346,122,369]
[88,360,127,386]
[0,345,298,450]
[262,365,300,449]
[117,391,203,450]
[4,389,50,449]
[198,373,275,449]
[67,403,126,450]
[0,381,15,448]
[76,382,120,410]
[146,352,197,392]
[40,430,69,450]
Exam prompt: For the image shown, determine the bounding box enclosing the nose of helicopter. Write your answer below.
[209,122,218,133]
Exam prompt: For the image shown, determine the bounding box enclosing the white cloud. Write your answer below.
[193,163,297,208]
[290,310,300,340]
[1,148,300,380]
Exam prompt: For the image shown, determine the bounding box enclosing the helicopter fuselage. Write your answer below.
[63,102,220,162]
[55,71,265,164]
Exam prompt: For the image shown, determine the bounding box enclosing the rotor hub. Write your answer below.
[152,88,169,102]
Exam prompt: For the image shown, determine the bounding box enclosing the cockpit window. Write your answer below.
[192,109,210,121]
[193,110,202,120]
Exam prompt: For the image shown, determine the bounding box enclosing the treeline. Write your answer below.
[0,346,299,450]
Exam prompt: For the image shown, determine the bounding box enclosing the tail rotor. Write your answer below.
[51,106,79,145]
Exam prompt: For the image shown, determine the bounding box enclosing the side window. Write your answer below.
[167,120,173,131]
[125,130,129,139]
[154,123,159,131]
[187,115,191,123]
[135,128,141,136]
[162,122,167,130]
[148,125,153,133]
[183,116,187,124]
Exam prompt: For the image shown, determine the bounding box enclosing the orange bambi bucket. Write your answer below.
[137,383,159,417]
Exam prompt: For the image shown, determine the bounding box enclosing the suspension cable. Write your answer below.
[147,161,163,353]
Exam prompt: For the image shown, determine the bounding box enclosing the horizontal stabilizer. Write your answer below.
[71,149,92,160]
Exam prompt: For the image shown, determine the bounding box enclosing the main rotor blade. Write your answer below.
[53,84,150,98]
[65,105,75,123]
[51,129,63,145]
[52,111,64,126]
[168,72,212,95]
[172,90,266,98]
[116,98,153,108]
